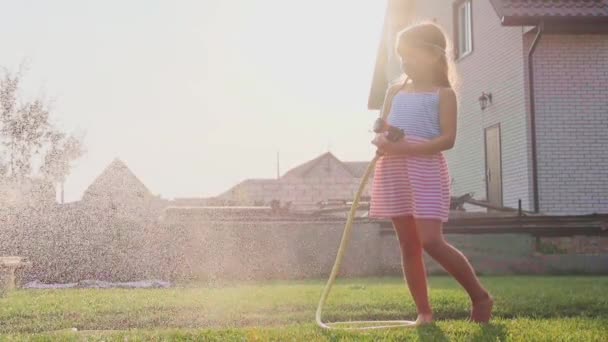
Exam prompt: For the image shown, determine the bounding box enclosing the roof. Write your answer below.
[342,161,372,178]
[368,6,391,111]
[281,152,334,178]
[490,0,608,25]
[215,178,278,199]
[368,0,415,110]
[282,152,367,178]
[240,178,278,184]
[83,158,151,199]
[216,152,371,198]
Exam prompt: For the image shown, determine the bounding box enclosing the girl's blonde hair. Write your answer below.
[394,21,458,90]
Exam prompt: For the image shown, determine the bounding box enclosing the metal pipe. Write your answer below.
[528,21,544,213]
[518,199,522,217]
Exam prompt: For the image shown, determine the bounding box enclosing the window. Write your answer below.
[454,0,473,59]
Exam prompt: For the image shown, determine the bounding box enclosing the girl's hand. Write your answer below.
[371,133,390,156]
[372,133,410,156]
[371,132,389,148]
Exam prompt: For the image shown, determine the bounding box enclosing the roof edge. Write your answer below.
[502,16,608,26]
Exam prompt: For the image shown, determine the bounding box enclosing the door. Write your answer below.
[484,124,503,207]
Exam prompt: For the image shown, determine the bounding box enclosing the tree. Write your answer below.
[0,69,52,181]
[0,66,85,202]
[40,132,85,203]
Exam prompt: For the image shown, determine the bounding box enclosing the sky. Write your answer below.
[1,0,387,201]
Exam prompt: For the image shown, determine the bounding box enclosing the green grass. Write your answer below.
[1,276,607,341]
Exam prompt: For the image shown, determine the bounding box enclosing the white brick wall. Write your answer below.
[413,0,532,210]
[528,34,608,214]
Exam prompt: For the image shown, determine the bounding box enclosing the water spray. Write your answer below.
[315,118,418,330]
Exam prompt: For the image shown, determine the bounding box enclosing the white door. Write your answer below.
[485,124,503,207]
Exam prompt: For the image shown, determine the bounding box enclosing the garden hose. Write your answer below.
[315,152,418,330]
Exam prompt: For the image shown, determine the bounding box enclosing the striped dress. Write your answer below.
[369,90,451,222]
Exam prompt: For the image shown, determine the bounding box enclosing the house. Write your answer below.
[215,152,372,208]
[369,0,608,215]
[170,197,216,207]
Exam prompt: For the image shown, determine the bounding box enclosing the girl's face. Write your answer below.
[398,43,442,81]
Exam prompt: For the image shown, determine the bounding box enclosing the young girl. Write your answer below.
[370,22,494,325]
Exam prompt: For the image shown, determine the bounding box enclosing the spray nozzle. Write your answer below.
[372,118,405,142]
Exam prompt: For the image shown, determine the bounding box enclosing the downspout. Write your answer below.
[528,21,544,213]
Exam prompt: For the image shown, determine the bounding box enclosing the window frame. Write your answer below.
[453,0,473,61]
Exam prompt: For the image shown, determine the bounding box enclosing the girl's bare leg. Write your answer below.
[392,216,433,324]
[415,219,494,323]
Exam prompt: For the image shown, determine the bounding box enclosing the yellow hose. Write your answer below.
[315,154,417,330]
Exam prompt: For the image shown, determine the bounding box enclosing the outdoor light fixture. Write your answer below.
[479,92,493,110]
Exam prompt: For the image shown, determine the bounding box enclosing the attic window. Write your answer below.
[454,0,473,59]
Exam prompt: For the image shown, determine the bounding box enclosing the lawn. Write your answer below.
[1,276,607,341]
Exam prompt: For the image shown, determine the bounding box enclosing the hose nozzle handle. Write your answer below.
[373,118,405,142]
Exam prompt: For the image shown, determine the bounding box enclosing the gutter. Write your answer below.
[528,21,544,213]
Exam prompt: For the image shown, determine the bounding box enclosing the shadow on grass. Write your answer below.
[416,323,449,342]
[415,322,507,342]
[469,322,508,342]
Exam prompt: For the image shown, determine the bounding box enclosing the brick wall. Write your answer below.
[526,34,608,214]
[159,216,608,279]
[412,0,532,210]
[541,236,608,255]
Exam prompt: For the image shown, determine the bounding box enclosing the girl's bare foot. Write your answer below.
[415,313,434,326]
[469,293,494,324]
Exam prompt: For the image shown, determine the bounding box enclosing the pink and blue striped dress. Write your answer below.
[369,90,451,222]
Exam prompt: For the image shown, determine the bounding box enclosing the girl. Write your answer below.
[370,22,494,325]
